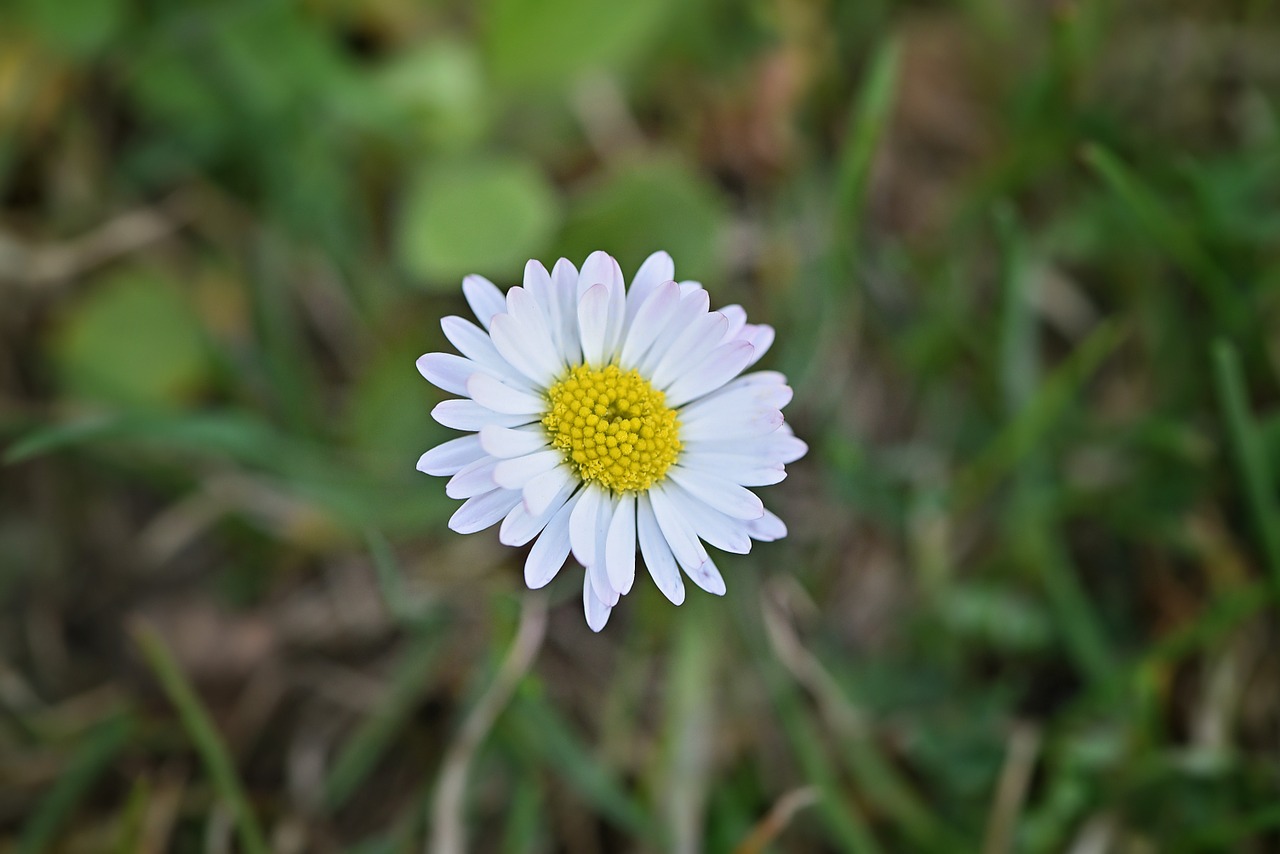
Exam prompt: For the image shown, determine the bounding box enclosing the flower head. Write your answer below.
[416,251,805,630]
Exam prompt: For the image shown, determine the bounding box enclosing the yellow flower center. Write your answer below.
[542,364,681,494]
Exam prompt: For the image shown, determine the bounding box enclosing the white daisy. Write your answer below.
[416,251,805,631]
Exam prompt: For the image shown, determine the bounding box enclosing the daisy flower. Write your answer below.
[416,251,805,630]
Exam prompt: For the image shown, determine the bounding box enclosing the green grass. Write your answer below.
[3,0,1280,850]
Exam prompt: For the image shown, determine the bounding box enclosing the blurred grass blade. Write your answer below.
[363,527,421,626]
[246,239,325,435]
[1211,340,1280,590]
[131,620,269,854]
[430,594,548,854]
[500,774,545,854]
[110,775,151,854]
[734,786,819,854]
[1147,581,1269,664]
[322,624,445,810]
[995,202,1037,414]
[834,37,900,237]
[19,715,133,854]
[1025,522,1115,688]
[4,411,288,467]
[1083,143,1237,325]
[768,672,882,853]
[956,320,1123,507]
[762,588,958,850]
[505,690,653,839]
[661,601,718,854]
[5,413,127,464]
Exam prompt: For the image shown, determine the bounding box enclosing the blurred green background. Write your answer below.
[3,0,1280,851]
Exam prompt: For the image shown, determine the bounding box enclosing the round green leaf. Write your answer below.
[51,271,209,408]
[485,0,678,88]
[377,40,489,150]
[559,157,727,282]
[397,156,561,285]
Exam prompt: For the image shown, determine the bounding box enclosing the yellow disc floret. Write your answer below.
[542,364,681,493]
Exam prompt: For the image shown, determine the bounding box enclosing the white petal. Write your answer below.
[417,435,485,476]
[523,464,576,517]
[667,466,764,520]
[683,431,807,465]
[523,260,561,356]
[637,288,709,377]
[506,286,562,374]
[681,552,726,596]
[550,258,582,364]
[489,313,561,386]
[522,260,553,305]
[500,478,576,546]
[448,487,522,535]
[680,409,783,443]
[431,399,537,431]
[648,484,709,572]
[588,553,618,607]
[504,286,565,376]
[479,425,548,459]
[583,572,613,632]
[577,251,625,361]
[625,250,674,327]
[650,311,730,391]
[577,250,623,298]
[584,491,621,605]
[679,373,792,421]
[440,316,534,391]
[462,274,505,330]
[747,508,788,542]
[494,450,563,490]
[637,494,685,605]
[661,481,752,553]
[569,483,606,568]
[678,281,703,296]
[524,491,580,588]
[446,456,499,499]
[618,280,681,369]
[596,492,618,572]
[466,372,546,415]
[624,250,675,332]
[665,341,756,408]
[500,503,539,548]
[739,324,775,366]
[416,352,477,396]
[577,283,611,367]
[772,432,807,463]
[604,493,636,595]
[678,453,786,486]
[717,304,747,340]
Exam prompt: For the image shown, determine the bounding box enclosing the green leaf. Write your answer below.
[12,0,125,58]
[485,0,678,87]
[504,690,654,838]
[50,270,209,408]
[322,622,447,810]
[834,38,900,240]
[559,157,727,283]
[19,716,133,854]
[397,156,562,284]
[938,582,1053,652]
[344,342,445,477]
[1212,340,1280,591]
[132,621,269,854]
[377,40,489,150]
